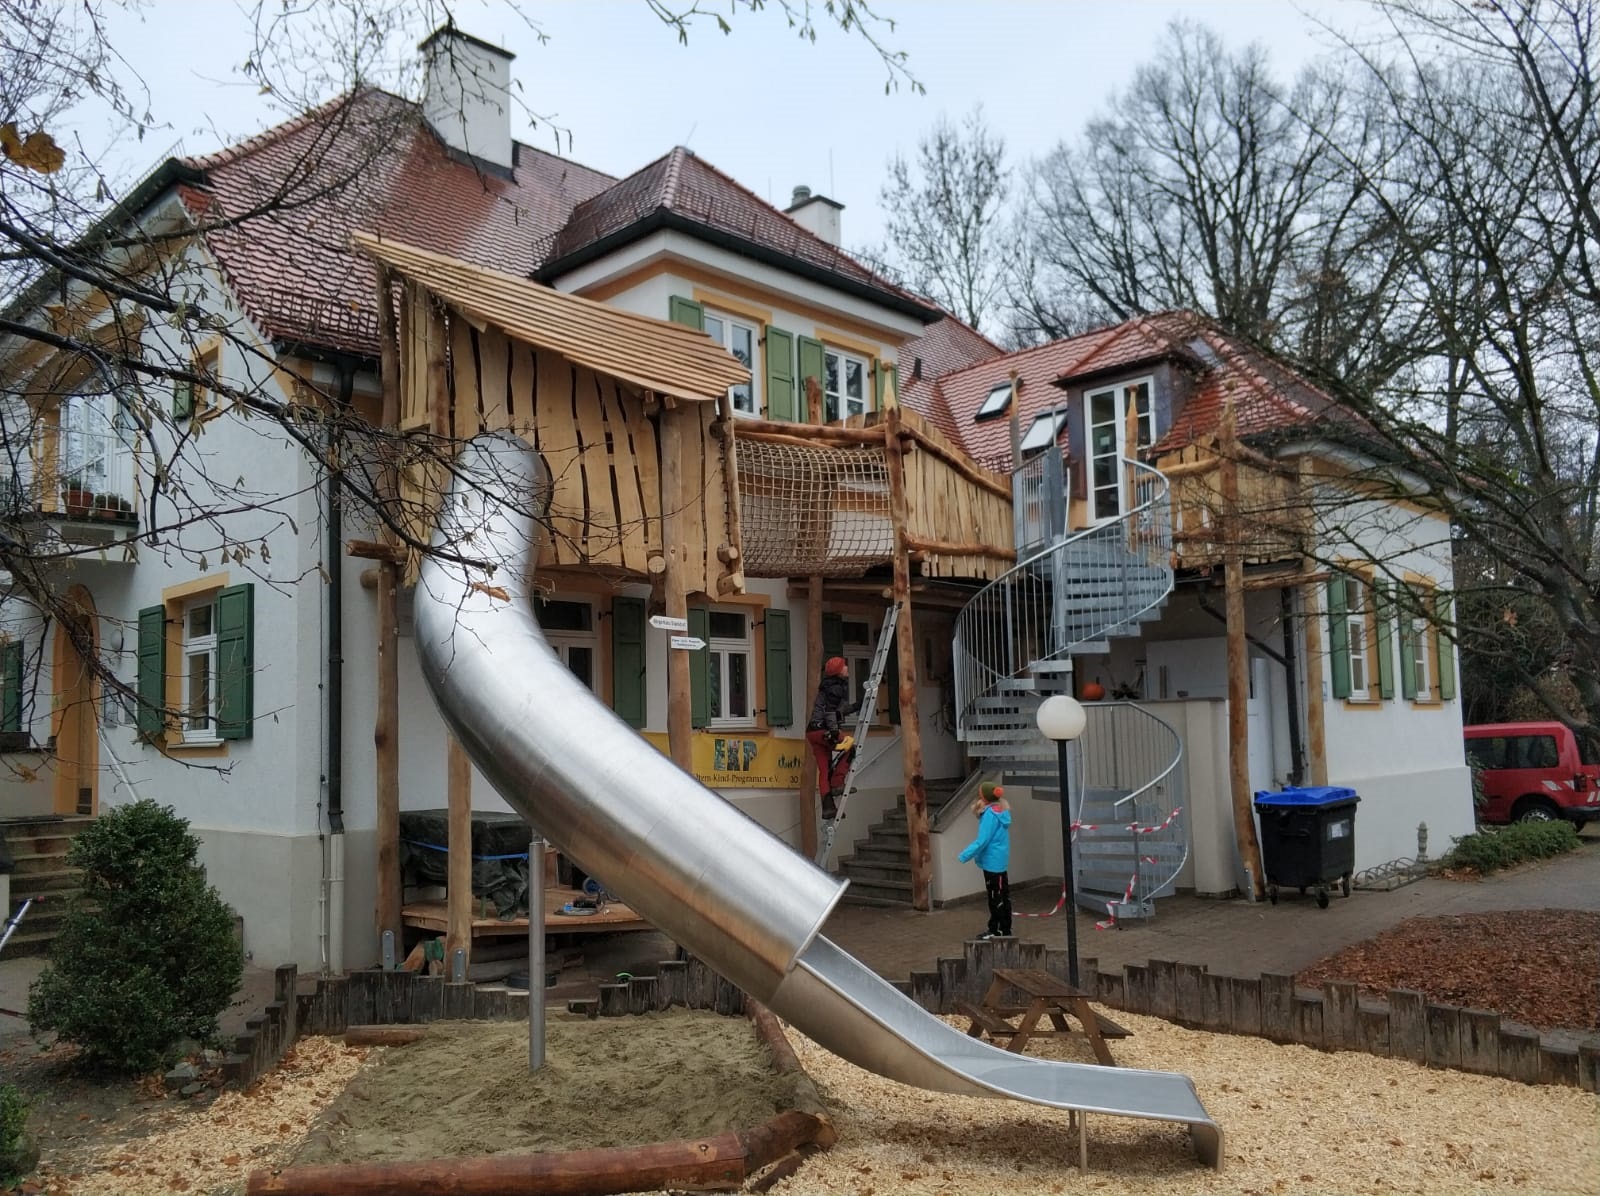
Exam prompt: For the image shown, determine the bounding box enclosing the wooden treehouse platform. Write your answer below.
[401,889,653,939]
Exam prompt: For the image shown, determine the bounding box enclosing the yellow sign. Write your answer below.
[641,730,806,789]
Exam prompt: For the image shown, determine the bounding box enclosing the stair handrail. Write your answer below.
[955,458,1172,737]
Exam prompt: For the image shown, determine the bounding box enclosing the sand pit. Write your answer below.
[293,1011,808,1166]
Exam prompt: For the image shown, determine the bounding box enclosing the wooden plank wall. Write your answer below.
[901,446,1013,581]
[393,312,726,593]
[1158,445,1301,570]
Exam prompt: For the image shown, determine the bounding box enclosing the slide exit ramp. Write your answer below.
[414,434,1223,1170]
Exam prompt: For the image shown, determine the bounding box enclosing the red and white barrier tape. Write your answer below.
[1011,807,1185,929]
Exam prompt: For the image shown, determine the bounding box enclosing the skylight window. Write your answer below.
[1019,411,1068,454]
[976,381,1013,420]
[1187,336,1221,366]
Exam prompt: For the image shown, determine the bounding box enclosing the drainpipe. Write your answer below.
[325,360,355,974]
[1280,588,1305,786]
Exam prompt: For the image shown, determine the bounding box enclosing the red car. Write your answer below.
[1463,721,1600,826]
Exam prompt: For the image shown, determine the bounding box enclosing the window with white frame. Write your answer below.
[1019,410,1067,455]
[182,597,219,741]
[707,608,753,727]
[1342,576,1369,699]
[1407,589,1433,700]
[1086,378,1155,521]
[535,597,597,693]
[823,349,868,423]
[976,381,1013,420]
[702,311,759,416]
[840,618,876,714]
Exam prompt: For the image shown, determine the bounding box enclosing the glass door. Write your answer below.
[1087,380,1153,523]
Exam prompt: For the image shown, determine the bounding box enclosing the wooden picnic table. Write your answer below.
[957,966,1131,1066]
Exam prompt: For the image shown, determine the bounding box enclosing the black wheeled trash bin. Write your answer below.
[1252,786,1359,908]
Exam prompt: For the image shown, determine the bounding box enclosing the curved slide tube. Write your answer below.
[415,434,1222,1169]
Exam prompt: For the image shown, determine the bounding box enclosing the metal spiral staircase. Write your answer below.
[953,454,1186,922]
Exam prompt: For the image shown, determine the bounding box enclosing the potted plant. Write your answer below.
[114,495,136,524]
[92,492,119,520]
[60,487,92,518]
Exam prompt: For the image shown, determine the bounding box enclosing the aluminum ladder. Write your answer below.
[815,602,901,868]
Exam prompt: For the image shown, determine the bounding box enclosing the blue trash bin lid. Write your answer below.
[1253,785,1359,808]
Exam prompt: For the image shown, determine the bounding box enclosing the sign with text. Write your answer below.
[670,635,707,651]
[641,730,805,789]
[649,615,688,632]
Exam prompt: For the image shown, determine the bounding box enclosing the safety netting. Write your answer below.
[736,436,893,577]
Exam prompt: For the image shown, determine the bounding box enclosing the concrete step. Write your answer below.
[839,878,913,905]
[6,850,80,876]
[839,860,913,886]
[6,868,82,897]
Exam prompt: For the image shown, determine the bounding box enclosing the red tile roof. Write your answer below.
[915,309,1361,466]
[897,315,1003,441]
[534,147,934,317]
[179,87,616,355]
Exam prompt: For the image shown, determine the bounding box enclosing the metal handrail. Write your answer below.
[954,458,1172,737]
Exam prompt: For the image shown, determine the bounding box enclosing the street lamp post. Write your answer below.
[1037,694,1088,989]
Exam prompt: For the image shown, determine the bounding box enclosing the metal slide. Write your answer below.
[414,434,1222,1170]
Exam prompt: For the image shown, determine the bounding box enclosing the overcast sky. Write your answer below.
[93,0,1365,251]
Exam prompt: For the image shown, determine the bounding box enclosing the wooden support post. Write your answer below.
[716,394,746,595]
[799,575,824,858]
[372,266,404,954]
[884,408,933,910]
[1297,456,1329,785]
[446,736,473,970]
[659,400,693,774]
[1220,405,1266,899]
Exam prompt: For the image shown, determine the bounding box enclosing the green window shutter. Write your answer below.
[611,596,647,728]
[137,604,166,738]
[1374,583,1396,700]
[822,613,843,661]
[689,606,710,729]
[668,295,705,331]
[765,326,796,422]
[763,608,793,727]
[1397,587,1418,700]
[173,379,194,420]
[2,641,22,733]
[1326,576,1351,700]
[797,336,825,422]
[216,583,254,740]
[1436,594,1457,701]
[875,361,897,411]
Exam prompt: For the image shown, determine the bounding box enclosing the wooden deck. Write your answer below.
[401,890,654,938]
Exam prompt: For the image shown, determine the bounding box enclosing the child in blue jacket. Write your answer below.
[959,783,1012,939]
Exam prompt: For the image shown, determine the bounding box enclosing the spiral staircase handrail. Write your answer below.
[954,459,1171,736]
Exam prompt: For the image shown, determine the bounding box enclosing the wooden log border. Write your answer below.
[884,942,1600,1093]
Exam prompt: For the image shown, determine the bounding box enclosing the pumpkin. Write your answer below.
[1081,681,1106,701]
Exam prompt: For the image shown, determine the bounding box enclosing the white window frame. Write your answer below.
[1019,410,1067,455]
[976,381,1013,420]
[702,310,760,417]
[707,607,754,729]
[1086,377,1156,523]
[537,596,598,694]
[1343,576,1370,700]
[823,348,870,423]
[1409,591,1433,701]
[182,596,220,744]
[839,617,877,719]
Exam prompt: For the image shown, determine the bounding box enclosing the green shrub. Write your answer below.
[1444,819,1580,875]
[27,800,243,1074]
[0,1083,28,1185]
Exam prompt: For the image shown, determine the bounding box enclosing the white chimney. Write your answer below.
[420,26,515,172]
[785,185,844,247]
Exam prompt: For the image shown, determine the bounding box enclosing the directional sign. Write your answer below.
[670,635,707,651]
[650,614,689,633]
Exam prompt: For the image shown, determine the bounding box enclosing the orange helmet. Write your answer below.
[824,657,848,678]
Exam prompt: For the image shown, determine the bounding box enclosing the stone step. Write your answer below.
[6,851,80,877]
[6,868,82,896]
[838,878,913,905]
[839,860,913,886]
[848,845,906,867]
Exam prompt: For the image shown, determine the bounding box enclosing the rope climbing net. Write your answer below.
[735,436,893,578]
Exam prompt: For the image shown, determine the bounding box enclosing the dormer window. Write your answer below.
[1019,410,1068,455]
[975,381,1013,420]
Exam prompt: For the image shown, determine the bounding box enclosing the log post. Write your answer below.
[659,398,693,774]
[1220,404,1266,899]
[799,575,825,858]
[884,407,932,910]
[372,265,403,953]
[1298,455,1329,785]
[446,736,473,970]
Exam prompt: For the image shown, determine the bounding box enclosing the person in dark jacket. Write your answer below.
[959,783,1013,938]
[806,656,859,820]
